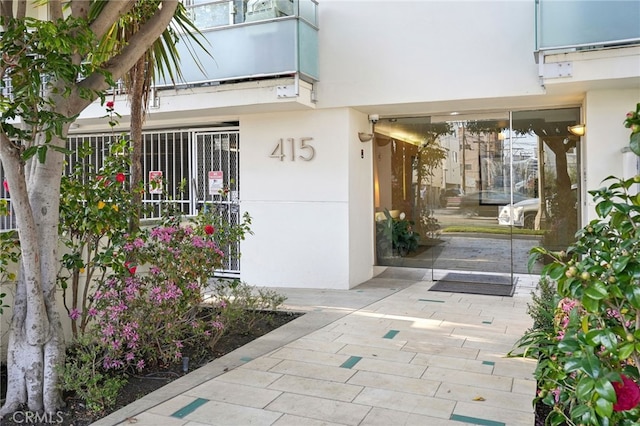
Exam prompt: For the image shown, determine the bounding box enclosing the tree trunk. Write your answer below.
[0,1,179,417]
[129,57,147,235]
[0,135,66,416]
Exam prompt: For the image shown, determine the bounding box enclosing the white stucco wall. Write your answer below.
[583,89,640,221]
[239,108,373,289]
[316,0,544,113]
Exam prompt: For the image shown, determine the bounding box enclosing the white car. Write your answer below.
[498,198,540,229]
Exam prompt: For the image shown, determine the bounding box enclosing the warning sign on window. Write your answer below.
[208,171,223,195]
[149,171,163,194]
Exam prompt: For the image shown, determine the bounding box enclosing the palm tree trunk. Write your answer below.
[129,57,147,235]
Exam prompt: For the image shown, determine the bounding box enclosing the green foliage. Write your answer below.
[0,16,109,146]
[626,103,640,156]
[507,277,559,359]
[418,208,441,240]
[57,335,126,414]
[0,230,21,315]
[517,109,640,424]
[376,209,420,257]
[206,279,287,337]
[58,138,140,336]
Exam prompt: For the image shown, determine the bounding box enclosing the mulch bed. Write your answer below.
[0,310,302,426]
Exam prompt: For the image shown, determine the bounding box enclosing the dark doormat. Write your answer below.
[429,281,514,296]
[429,273,516,297]
[437,272,512,285]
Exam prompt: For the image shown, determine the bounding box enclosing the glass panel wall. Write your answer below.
[373,108,580,281]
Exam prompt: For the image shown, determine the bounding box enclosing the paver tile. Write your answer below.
[353,387,455,419]
[268,375,363,401]
[347,370,440,396]
[266,393,371,426]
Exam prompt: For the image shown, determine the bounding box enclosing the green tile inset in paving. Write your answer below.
[171,397,209,418]
[383,330,400,339]
[482,320,493,324]
[240,356,253,362]
[450,414,505,426]
[418,298,445,303]
[340,356,362,369]
[482,361,495,366]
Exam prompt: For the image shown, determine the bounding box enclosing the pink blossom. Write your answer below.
[103,323,115,337]
[191,236,205,248]
[210,321,224,330]
[69,308,81,320]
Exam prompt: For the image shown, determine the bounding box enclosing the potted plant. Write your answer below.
[376,209,420,258]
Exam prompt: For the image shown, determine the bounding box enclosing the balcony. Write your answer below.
[534,0,640,90]
[535,0,640,53]
[156,0,319,88]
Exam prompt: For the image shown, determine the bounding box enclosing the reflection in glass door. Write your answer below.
[373,108,580,286]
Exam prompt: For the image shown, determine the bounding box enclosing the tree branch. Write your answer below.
[69,0,90,20]
[49,1,63,21]
[0,0,13,20]
[72,1,179,115]
[87,0,136,41]
[16,0,26,19]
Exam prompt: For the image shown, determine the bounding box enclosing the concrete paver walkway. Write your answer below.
[92,268,538,426]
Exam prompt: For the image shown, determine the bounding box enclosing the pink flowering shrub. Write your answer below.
[90,220,232,369]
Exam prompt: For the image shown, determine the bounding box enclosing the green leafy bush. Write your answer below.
[57,335,126,414]
[516,108,640,425]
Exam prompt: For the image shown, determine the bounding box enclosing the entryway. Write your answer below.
[373,108,581,293]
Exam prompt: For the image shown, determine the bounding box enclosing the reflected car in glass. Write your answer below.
[439,188,463,208]
[459,190,529,217]
[498,198,540,229]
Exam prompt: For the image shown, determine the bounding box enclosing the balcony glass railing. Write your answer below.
[535,0,640,52]
[159,0,318,86]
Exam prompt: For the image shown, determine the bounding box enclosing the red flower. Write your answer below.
[204,225,215,235]
[106,101,114,109]
[613,375,640,412]
[124,261,137,275]
[116,173,126,183]
[3,180,8,193]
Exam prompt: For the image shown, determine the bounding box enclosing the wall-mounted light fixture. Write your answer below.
[358,132,373,142]
[568,124,586,137]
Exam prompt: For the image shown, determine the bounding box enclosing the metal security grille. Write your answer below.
[141,130,191,218]
[63,127,241,275]
[66,133,115,175]
[193,130,241,274]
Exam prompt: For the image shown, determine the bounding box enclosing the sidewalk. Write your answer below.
[92,268,538,426]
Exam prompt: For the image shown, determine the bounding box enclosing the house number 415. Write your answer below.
[270,137,315,161]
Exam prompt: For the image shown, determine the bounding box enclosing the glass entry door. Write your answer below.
[373,108,580,286]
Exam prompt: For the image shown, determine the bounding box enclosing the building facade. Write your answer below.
[69,0,640,289]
